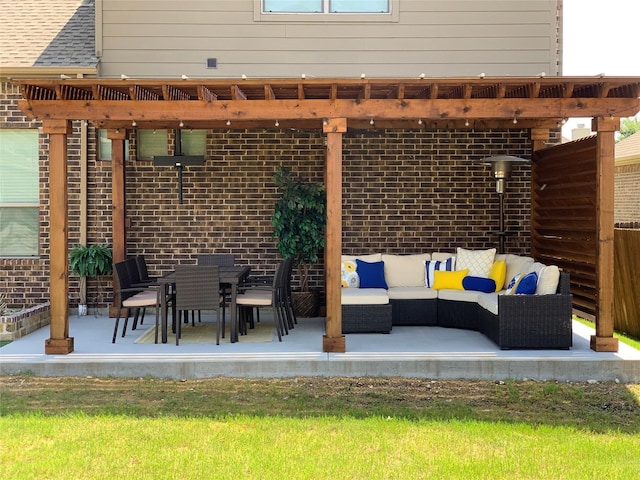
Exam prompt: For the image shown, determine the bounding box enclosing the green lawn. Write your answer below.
[2,376,639,480]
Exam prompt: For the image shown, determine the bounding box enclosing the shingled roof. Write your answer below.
[0,0,97,69]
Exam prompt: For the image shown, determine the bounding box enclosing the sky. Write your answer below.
[561,0,640,138]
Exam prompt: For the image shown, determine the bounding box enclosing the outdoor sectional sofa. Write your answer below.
[340,249,573,349]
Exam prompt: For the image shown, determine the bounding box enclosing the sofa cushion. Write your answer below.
[456,247,496,277]
[432,269,468,290]
[425,257,455,288]
[438,288,481,303]
[504,254,534,289]
[535,264,560,295]
[356,259,388,289]
[488,260,507,291]
[382,253,431,288]
[342,253,382,263]
[515,271,538,294]
[477,292,499,315]
[432,252,455,261]
[387,286,439,300]
[341,288,389,305]
[341,260,360,288]
[462,276,497,293]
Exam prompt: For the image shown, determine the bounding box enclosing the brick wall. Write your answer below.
[615,163,640,224]
[2,82,535,310]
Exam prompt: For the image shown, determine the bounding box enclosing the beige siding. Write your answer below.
[98,0,559,78]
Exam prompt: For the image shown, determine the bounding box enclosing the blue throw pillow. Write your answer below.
[356,259,388,289]
[462,276,497,293]
[515,272,538,295]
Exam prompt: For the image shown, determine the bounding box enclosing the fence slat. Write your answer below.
[614,228,640,338]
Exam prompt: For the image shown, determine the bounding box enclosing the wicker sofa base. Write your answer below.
[390,299,437,326]
[342,304,392,334]
[436,299,479,330]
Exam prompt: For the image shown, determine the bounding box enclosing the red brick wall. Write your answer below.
[2,83,536,310]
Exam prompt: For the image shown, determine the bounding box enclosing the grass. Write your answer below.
[1,376,639,479]
[573,316,640,350]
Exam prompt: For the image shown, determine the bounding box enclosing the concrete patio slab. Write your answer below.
[1,312,639,382]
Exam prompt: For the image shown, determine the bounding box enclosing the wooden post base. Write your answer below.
[323,335,346,352]
[45,337,74,354]
[590,335,619,352]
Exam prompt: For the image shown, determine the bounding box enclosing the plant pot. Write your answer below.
[78,304,88,316]
[292,291,320,318]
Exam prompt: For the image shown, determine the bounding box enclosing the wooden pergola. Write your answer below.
[13,76,640,355]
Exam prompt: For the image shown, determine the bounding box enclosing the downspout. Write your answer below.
[78,75,88,306]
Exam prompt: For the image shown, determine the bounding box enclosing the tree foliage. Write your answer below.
[618,117,640,142]
[271,167,326,292]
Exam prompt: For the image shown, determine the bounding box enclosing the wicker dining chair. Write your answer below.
[236,259,287,341]
[196,254,235,322]
[174,265,224,345]
[112,260,166,344]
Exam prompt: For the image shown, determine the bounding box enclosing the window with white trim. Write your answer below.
[263,0,389,13]
[98,129,130,161]
[0,129,39,257]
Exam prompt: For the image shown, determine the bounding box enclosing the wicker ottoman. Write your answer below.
[342,304,393,334]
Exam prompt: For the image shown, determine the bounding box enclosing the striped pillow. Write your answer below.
[425,257,455,288]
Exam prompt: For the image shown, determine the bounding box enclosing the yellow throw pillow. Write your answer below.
[432,269,468,290]
[489,260,507,291]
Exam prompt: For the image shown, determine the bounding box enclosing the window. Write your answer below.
[180,130,206,156]
[98,129,130,161]
[0,129,39,257]
[263,0,389,13]
[256,0,398,21]
[137,129,168,160]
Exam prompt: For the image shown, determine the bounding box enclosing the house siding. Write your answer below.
[615,163,640,225]
[98,0,560,78]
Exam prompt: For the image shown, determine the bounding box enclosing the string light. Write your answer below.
[131,120,137,127]
[179,120,184,128]
[226,119,231,126]
[465,119,470,127]
[370,118,375,126]
[417,118,423,125]
[275,119,279,127]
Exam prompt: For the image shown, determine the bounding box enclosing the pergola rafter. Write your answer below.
[11,76,640,355]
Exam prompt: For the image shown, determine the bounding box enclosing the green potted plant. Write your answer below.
[69,244,113,316]
[271,166,326,316]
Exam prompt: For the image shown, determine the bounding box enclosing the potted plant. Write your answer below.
[271,166,326,316]
[69,244,113,315]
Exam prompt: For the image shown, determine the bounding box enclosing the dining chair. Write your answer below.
[174,265,224,345]
[134,255,159,286]
[112,260,167,344]
[236,259,287,341]
[196,253,235,322]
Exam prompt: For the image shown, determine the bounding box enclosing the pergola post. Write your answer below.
[108,129,128,317]
[43,120,74,354]
[323,118,347,353]
[590,117,620,352]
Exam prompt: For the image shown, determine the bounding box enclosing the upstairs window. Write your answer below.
[263,0,390,13]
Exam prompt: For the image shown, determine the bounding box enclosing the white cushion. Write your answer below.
[437,289,481,303]
[382,253,431,288]
[387,286,438,300]
[341,288,389,305]
[237,290,272,306]
[432,252,455,261]
[477,292,499,315]
[122,289,159,308]
[536,265,560,295]
[455,247,496,277]
[504,254,534,288]
[341,253,382,263]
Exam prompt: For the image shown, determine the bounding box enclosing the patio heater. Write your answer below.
[481,155,530,253]
[153,129,205,204]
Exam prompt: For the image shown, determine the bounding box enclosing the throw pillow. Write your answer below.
[462,276,497,293]
[536,265,560,295]
[432,269,468,290]
[505,273,523,295]
[456,247,496,277]
[488,260,507,291]
[425,257,455,288]
[341,261,359,288]
[515,271,538,295]
[355,259,388,289]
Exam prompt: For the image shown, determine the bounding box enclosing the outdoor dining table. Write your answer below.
[156,265,251,344]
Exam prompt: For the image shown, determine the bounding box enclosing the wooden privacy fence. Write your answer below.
[614,227,640,338]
